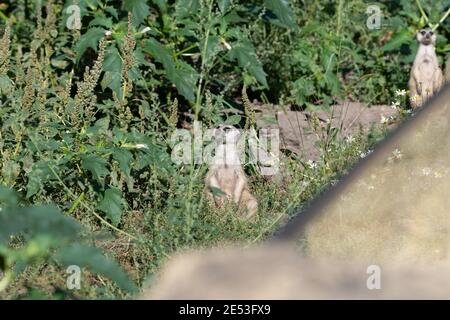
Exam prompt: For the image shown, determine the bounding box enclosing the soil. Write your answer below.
[253,102,398,161]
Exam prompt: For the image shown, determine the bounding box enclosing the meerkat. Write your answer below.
[205,125,258,219]
[409,28,444,109]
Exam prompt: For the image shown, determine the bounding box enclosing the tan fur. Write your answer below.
[409,29,443,109]
[204,125,258,219]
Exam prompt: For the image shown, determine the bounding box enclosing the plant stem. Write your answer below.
[28,136,137,240]
[433,7,450,31]
[194,0,214,120]
[416,0,429,25]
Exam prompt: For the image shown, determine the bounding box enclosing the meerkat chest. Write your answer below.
[215,167,243,192]
[415,46,438,75]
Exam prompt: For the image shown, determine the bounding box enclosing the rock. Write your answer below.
[255,102,398,161]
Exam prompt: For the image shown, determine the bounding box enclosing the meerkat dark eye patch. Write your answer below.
[429,31,434,36]
[420,30,426,35]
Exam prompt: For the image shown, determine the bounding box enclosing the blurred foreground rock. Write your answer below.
[143,244,450,299]
[144,87,450,300]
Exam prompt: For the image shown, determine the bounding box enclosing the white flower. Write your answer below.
[221,38,232,50]
[360,149,373,159]
[135,143,149,149]
[140,27,151,34]
[105,30,112,36]
[307,159,317,169]
[392,148,402,160]
[380,116,388,124]
[390,100,400,109]
[395,89,407,96]
[345,135,355,144]
[422,167,432,176]
[434,171,443,178]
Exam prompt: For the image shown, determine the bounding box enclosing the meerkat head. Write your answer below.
[215,125,241,144]
[416,28,436,46]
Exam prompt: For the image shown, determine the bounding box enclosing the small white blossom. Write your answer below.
[434,171,443,178]
[105,30,112,36]
[221,38,232,50]
[135,143,149,150]
[380,116,388,124]
[390,100,400,109]
[392,148,402,160]
[346,135,355,144]
[359,149,373,159]
[422,167,432,176]
[395,89,407,96]
[307,159,317,169]
[140,27,151,34]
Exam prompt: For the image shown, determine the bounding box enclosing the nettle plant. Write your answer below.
[0,1,296,239]
[0,186,137,297]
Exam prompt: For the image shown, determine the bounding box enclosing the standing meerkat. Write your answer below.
[205,125,258,219]
[409,28,444,109]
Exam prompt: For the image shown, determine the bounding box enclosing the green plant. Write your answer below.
[0,186,136,298]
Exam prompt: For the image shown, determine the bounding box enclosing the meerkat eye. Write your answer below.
[429,31,434,36]
[420,30,426,35]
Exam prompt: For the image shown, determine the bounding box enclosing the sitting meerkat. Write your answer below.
[205,125,258,219]
[409,28,444,109]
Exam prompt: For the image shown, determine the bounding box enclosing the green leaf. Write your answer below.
[224,114,241,125]
[175,0,200,18]
[75,28,106,62]
[228,42,268,87]
[210,186,227,197]
[382,29,413,52]
[26,161,54,199]
[87,116,110,136]
[0,204,81,243]
[105,6,119,19]
[89,14,113,29]
[112,148,133,177]
[201,35,220,62]
[123,0,150,26]
[144,39,198,101]
[0,75,13,95]
[0,186,18,207]
[264,0,297,29]
[166,62,198,102]
[152,0,167,12]
[81,154,109,184]
[144,38,174,70]
[97,187,125,226]
[218,0,231,13]
[54,244,137,293]
[1,160,20,185]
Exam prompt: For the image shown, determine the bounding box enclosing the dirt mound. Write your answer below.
[255,102,397,160]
